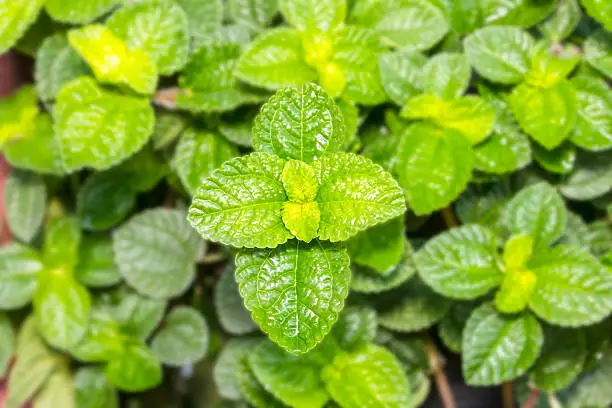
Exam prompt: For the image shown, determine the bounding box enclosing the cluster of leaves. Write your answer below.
[0,0,612,407]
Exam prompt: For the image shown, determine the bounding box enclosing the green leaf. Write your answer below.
[422,52,471,100]
[560,151,612,200]
[106,0,189,75]
[533,141,576,174]
[527,245,612,326]
[0,0,44,54]
[45,0,119,23]
[214,262,258,335]
[281,201,320,242]
[415,224,502,299]
[214,337,265,400]
[151,306,209,366]
[237,27,317,90]
[71,310,122,363]
[114,208,204,299]
[0,86,39,147]
[228,0,278,31]
[75,367,119,408]
[219,110,256,147]
[539,0,581,40]
[332,306,377,350]
[99,289,166,340]
[464,26,534,84]
[462,302,543,386]
[236,357,287,408]
[396,123,473,215]
[455,181,512,228]
[563,345,612,408]
[43,215,81,271]
[253,83,344,162]
[378,50,427,106]
[322,344,411,408]
[177,41,268,113]
[151,111,186,150]
[531,326,586,391]
[481,0,556,27]
[105,338,162,392]
[4,170,46,243]
[581,0,612,30]
[54,77,154,172]
[68,25,158,94]
[347,216,404,274]
[0,243,42,309]
[502,182,567,249]
[315,152,406,241]
[249,341,329,408]
[33,270,91,350]
[377,276,452,332]
[31,364,75,408]
[35,33,90,103]
[525,42,581,88]
[584,30,612,79]
[494,267,537,314]
[438,301,476,354]
[187,152,293,248]
[509,81,577,149]
[235,240,350,354]
[280,0,345,32]
[174,0,223,40]
[570,76,612,151]
[0,313,14,376]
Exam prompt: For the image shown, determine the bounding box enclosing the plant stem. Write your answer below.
[424,333,457,408]
[521,389,541,408]
[441,206,459,228]
[502,382,514,408]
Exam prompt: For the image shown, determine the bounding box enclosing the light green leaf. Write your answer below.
[236,357,287,408]
[187,152,292,248]
[35,33,90,103]
[193,23,253,49]
[494,267,537,314]
[219,110,256,147]
[533,141,575,174]
[560,151,612,200]
[249,341,329,408]
[68,25,158,94]
[100,289,166,340]
[503,233,534,269]
[315,152,406,242]
[237,27,317,90]
[462,302,543,386]
[481,0,556,27]
[581,0,612,31]
[538,0,581,40]
[71,310,122,363]
[214,262,258,335]
[173,128,238,195]
[45,0,119,23]
[322,344,411,408]
[235,240,350,354]
[151,306,209,366]
[75,367,119,408]
[5,170,46,243]
[106,0,189,75]
[151,111,186,150]
[531,327,586,391]
[0,86,39,147]
[503,182,567,248]
[32,365,75,408]
[214,337,265,400]
[282,160,319,203]
[464,26,534,84]
[114,208,204,299]
[422,52,471,100]
[253,83,345,162]
[54,77,154,172]
[43,215,81,271]
[396,123,473,215]
[415,224,502,299]
[525,42,580,89]
[105,338,162,392]
[228,0,278,31]
[0,0,44,54]
[0,243,42,309]
[438,301,477,354]
[570,76,612,151]
[281,201,320,242]
[528,245,612,327]
[378,50,427,106]
[0,313,14,376]
[347,216,404,274]
[174,0,223,39]
[280,0,345,32]
[332,306,377,350]
[584,30,612,79]
[33,270,91,350]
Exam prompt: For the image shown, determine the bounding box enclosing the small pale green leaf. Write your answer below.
[43,215,81,271]
[174,0,223,39]
[281,201,320,242]
[0,86,39,147]
[187,152,292,248]
[100,289,166,340]
[5,170,46,243]
[279,0,345,32]
[0,313,14,376]
[214,337,265,400]
[581,0,612,30]
[378,50,427,106]
[235,240,350,354]
[502,182,567,249]
[332,306,377,350]
[494,267,537,314]
[114,208,204,299]
[538,0,581,41]
[503,233,534,269]
[228,0,278,31]
[347,216,404,274]
[32,365,75,408]
[105,338,162,392]
[584,30,612,79]
[75,367,119,408]
[215,262,258,335]
[462,302,543,386]
[236,357,287,408]
[464,26,534,84]
[481,0,556,27]
[151,111,186,150]
[422,52,471,100]
[570,76,612,151]
[54,77,154,172]
[438,301,477,354]
[282,160,319,203]
[71,310,122,363]
[533,140,576,174]
[0,243,42,309]
[322,344,411,408]
[45,0,119,23]
[0,0,44,54]
[560,151,612,200]
[315,152,406,242]
[151,306,209,366]
[455,181,512,228]
[525,42,581,88]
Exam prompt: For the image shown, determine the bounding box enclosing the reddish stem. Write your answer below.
[521,389,541,408]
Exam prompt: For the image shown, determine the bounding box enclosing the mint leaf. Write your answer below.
[71,310,122,363]
[0,313,14,376]
[105,338,162,392]
[539,0,581,41]
[214,262,258,335]
[322,344,411,408]
[584,30,612,79]
[0,85,39,147]
[253,83,344,162]
[581,0,612,31]
[235,240,350,354]
[75,235,120,288]
[438,301,477,354]
[563,345,612,408]
[396,123,473,215]
[560,151,612,200]
[54,77,154,172]
[347,216,405,274]
[415,224,502,299]
[68,25,158,94]
[525,42,580,88]
[0,243,42,309]
[462,302,543,386]
[332,306,377,350]
[456,181,512,228]
[279,0,345,32]
[114,208,204,299]
[464,26,534,84]
[378,50,427,106]
[45,0,119,23]
[533,141,576,174]
[174,0,223,40]
[473,121,531,174]
[570,76,612,151]
[32,365,74,408]
[5,170,46,243]
[249,340,329,408]
[422,52,471,100]
[315,152,406,241]
[187,152,293,248]
[528,245,612,326]
[281,201,320,242]
[0,0,44,53]
[75,367,118,408]
[481,0,556,27]
[503,182,567,249]
[236,357,287,408]
[214,337,265,400]
[100,289,166,340]
[237,28,317,90]
[228,0,278,31]
[43,215,82,271]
